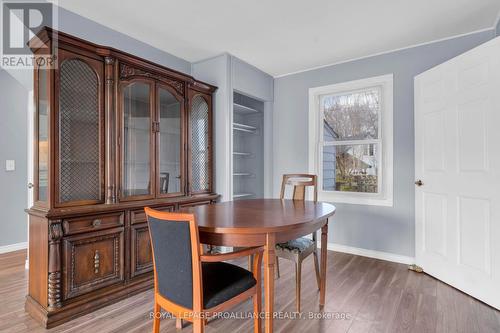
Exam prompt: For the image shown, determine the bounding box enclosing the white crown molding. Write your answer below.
[318,241,414,265]
[274,27,495,79]
[0,242,27,254]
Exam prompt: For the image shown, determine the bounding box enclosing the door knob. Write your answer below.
[27,183,34,189]
[415,180,424,187]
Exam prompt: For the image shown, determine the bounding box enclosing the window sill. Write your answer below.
[318,191,393,207]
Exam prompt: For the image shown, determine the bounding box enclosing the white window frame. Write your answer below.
[308,74,393,206]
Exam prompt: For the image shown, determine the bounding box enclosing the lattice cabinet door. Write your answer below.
[55,50,105,206]
[188,91,213,194]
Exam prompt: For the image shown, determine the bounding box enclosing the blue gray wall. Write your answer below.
[273,29,496,258]
[0,6,191,247]
[55,7,190,74]
[0,70,29,248]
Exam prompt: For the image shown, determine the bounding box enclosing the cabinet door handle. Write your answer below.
[94,250,100,274]
[27,183,34,189]
[92,219,102,227]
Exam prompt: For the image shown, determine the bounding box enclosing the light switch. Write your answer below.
[5,160,15,171]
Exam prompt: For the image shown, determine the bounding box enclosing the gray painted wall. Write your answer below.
[232,56,274,101]
[0,6,191,247]
[0,70,29,247]
[56,7,191,74]
[192,54,232,201]
[273,29,496,258]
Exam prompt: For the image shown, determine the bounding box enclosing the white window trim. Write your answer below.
[308,74,394,207]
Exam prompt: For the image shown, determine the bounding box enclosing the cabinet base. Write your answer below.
[25,275,154,329]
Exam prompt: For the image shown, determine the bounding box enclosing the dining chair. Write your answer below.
[145,207,263,333]
[276,174,321,312]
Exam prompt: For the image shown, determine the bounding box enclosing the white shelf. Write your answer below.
[233,123,257,134]
[233,193,254,198]
[233,151,252,157]
[233,122,256,130]
[234,103,259,115]
[233,122,257,134]
[233,173,253,177]
[234,127,255,134]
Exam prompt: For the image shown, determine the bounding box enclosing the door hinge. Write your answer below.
[408,264,424,273]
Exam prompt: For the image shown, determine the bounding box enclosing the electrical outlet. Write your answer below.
[5,160,15,171]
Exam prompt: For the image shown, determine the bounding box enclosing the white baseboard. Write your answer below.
[319,242,414,265]
[0,242,28,254]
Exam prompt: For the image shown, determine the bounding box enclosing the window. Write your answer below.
[308,74,393,206]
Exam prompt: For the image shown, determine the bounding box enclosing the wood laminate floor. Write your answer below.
[1,249,499,333]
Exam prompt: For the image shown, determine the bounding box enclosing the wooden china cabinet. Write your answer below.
[26,27,218,328]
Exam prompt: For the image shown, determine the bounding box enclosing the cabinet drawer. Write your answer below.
[130,206,173,224]
[62,212,124,235]
[63,227,124,300]
[130,223,153,277]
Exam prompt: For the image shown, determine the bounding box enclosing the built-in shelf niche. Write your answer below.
[232,92,264,200]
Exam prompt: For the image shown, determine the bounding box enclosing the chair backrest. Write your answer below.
[280,174,318,202]
[145,207,202,310]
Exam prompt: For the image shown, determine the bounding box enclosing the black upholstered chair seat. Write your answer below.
[276,237,314,254]
[202,262,256,309]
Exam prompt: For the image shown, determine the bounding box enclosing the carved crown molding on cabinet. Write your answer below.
[119,63,184,95]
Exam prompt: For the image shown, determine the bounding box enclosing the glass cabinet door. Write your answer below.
[57,52,104,205]
[189,94,212,193]
[157,86,183,197]
[121,80,155,200]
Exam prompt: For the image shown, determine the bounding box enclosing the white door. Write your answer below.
[415,37,500,310]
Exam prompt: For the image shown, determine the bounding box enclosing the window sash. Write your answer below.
[320,85,382,143]
[319,86,384,196]
[319,142,383,195]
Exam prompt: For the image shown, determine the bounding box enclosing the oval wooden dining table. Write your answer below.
[182,199,336,333]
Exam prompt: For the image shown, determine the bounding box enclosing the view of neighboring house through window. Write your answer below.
[322,87,380,193]
[309,74,393,206]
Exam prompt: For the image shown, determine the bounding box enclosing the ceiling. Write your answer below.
[55,0,500,77]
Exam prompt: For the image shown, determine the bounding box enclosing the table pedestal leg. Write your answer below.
[264,233,276,333]
[320,221,328,307]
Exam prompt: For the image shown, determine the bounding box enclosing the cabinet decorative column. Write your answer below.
[47,221,63,309]
[104,56,116,204]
